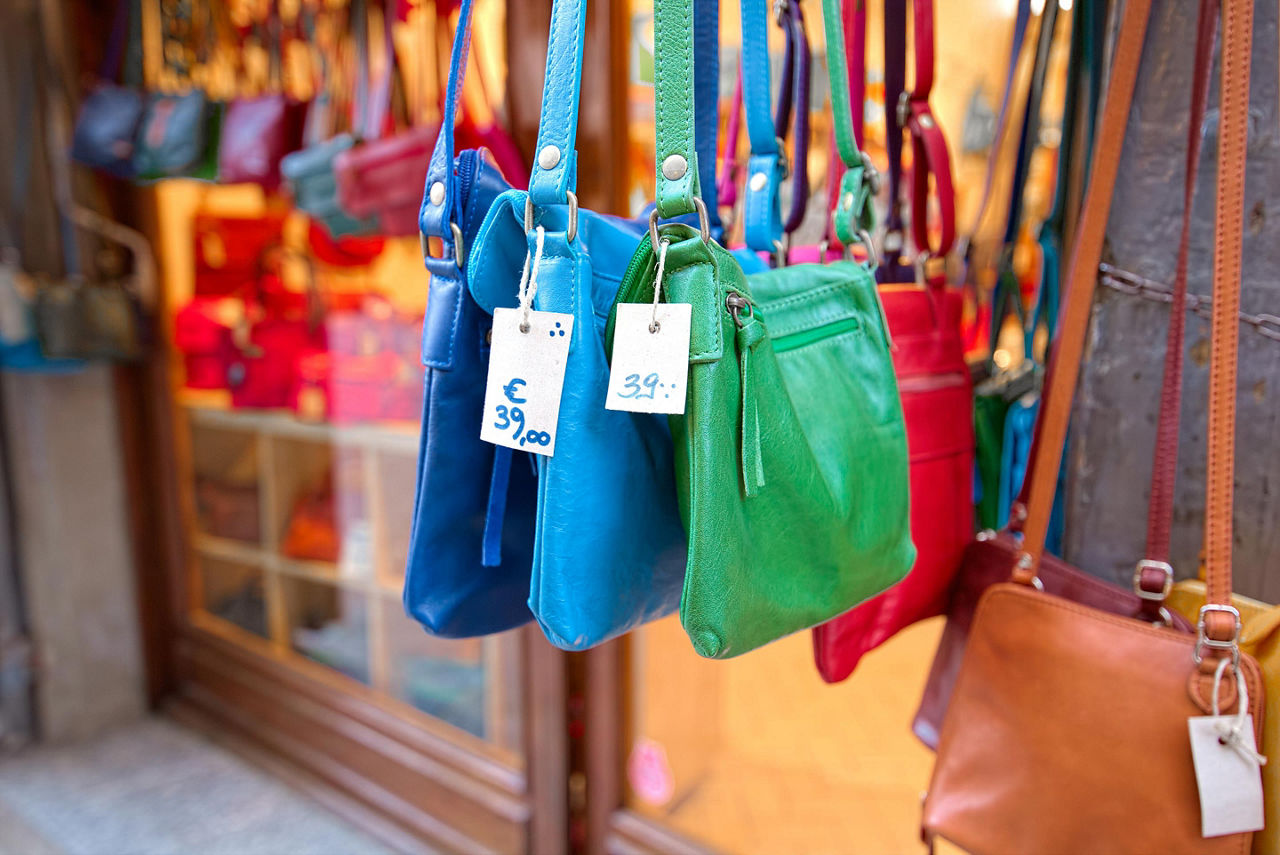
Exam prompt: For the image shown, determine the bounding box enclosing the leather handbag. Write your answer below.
[604,0,911,660]
[133,90,222,182]
[467,0,698,651]
[281,0,381,238]
[922,2,1266,852]
[401,0,537,638]
[333,3,436,237]
[1146,7,1280,849]
[810,0,974,682]
[70,0,144,179]
[909,0,1193,750]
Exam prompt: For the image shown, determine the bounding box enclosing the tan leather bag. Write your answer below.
[921,0,1266,852]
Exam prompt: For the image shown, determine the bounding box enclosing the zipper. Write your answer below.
[455,149,478,214]
[772,317,862,353]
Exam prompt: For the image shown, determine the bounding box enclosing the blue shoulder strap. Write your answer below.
[739,0,784,253]
[694,0,721,230]
[419,0,477,264]
[528,0,588,208]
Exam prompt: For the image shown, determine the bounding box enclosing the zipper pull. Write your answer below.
[728,293,766,498]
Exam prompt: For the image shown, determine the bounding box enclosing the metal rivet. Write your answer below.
[662,154,688,181]
[538,145,561,170]
[749,172,768,192]
[919,114,935,130]
[842,191,855,210]
[429,181,446,206]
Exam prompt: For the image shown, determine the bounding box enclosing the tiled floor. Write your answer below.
[0,718,396,855]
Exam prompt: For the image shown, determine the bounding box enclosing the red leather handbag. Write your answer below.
[333,4,436,236]
[194,212,286,297]
[173,298,235,389]
[810,0,973,683]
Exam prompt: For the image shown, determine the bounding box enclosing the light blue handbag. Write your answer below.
[466,0,690,650]
[402,0,536,637]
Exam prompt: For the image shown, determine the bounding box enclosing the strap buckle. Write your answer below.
[419,222,466,270]
[1132,559,1174,601]
[1194,604,1242,668]
[648,197,711,249]
[525,191,579,243]
[859,151,882,197]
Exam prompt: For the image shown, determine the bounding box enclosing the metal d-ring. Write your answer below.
[648,197,712,249]
[856,229,879,269]
[525,191,579,243]
[420,224,467,270]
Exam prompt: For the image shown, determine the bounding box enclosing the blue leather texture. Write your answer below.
[527,0,586,207]
[70,83,144,179]
[468,192,686,650]
[739,0,785,253]
[694,0,721,229]
[404,0,538,637]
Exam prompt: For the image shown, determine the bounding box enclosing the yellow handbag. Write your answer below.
[1168,580,1280,854]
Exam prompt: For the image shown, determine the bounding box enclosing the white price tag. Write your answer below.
[1188,714,1266,837]
[480,307,573,457]
[606,303,692,414]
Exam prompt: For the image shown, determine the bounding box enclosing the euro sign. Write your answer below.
[503,378,527,404]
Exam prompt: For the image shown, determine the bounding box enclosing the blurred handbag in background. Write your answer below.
[133,90,222,182]
[70,0,145,179]
[194,211,287,296]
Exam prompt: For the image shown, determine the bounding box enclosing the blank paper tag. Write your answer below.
[606,303,692,414]
[480,307,574,457]
[1188,715,1266,837]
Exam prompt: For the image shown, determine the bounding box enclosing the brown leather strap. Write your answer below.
[1204,0,1252,618]
[1018,0,1155,565]
[1141,0,1217,568]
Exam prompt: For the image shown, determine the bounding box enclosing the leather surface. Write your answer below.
[70,83,144,179]
[334,125,438,237]
[403,151,538,637]
[527,0,586,207]
[281,134,380,238]
[133,90,217,180]
[812,284,972,682]
[911,531,1194,749]
[923,582,1264,855]
[612,229,912,658]
[739,0,786,253]
[467,194,684,649]
[653,0,701,217]
[1169,580,1280,855]
[217,94,303,190]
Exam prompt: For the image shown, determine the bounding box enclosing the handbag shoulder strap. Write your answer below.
[900,0,955,260]
[739,0,787,252]
[654,0,705,222]
[775,1,812,244]
[527,0,587,209]
[694,0,722,231]
[419,0,477,263]
[822,0,876,256]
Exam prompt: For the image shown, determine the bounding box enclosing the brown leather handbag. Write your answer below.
[921,0,1266,851]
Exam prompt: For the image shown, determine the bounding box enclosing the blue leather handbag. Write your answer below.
[466,0,721,650]
[402,0,537,638]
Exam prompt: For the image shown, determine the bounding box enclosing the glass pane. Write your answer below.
[282,576,371,687]
[625,616,939,854]
[199,556,268,640]
[191,424,260,545]
[382,600,524,754]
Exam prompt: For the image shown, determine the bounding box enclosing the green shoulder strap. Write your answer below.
[822,0,877,248]
[653,0,705,223]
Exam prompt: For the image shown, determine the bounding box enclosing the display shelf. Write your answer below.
[195,533,265,568]
[180,389,420,455]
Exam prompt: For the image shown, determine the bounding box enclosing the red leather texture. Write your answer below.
[812,281,973,682]
[217,95,304,190]
[333,125,437,237]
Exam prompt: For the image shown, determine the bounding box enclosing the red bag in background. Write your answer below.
[173,299,235,389]
[228,317,323,410]
[811,280,973,682]
[194,213,286,297]
[217,94,305,190]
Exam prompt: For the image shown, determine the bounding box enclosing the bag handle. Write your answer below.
[418,0,477,265]
[774,1,811,247]
[693,0,722,234]
[526,0,588,210]
[899,0,954,261]
[653,0,708,224]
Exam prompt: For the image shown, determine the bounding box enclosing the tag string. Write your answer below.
[1212,657,1268,767]
[518,225,547,333]
[650,239,671,334]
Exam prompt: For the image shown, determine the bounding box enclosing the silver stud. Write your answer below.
[538,145,561,170]
[919,114,935,130]
[429,181,446,206]
[843,191,855,210]
[749,172,768,192]
[662,154,688,181]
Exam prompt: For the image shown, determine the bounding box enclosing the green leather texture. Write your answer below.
[653,0,700,218]
[818,0,876,246]
[610,228,915,658]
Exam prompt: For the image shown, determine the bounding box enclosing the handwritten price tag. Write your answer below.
[480,307,574,457]
[606,303,691,415]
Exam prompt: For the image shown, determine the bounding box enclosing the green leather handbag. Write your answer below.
[609,0,913,659]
